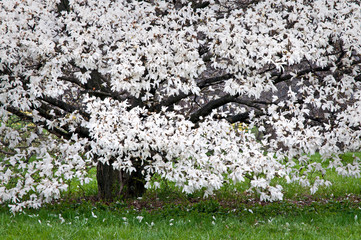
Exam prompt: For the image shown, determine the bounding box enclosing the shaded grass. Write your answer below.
[279,152,361,200]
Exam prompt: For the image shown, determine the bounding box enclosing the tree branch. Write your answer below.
[40,96,87,117]
[189,94,238,123]
[5,106,73,140]
[197,73,234,88]
[151,73,234,112]
[226,112,250,124]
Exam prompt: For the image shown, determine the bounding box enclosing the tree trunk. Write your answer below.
[96,159,146,200]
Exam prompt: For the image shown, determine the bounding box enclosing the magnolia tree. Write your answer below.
[1,0,361,212]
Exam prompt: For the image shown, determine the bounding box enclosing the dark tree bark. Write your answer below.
[96,158,146,200]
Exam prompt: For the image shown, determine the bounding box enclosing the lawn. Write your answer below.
[1,197,360,240]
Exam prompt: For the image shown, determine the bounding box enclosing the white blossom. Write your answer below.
[0,0,360,212]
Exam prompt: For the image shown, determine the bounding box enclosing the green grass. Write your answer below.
[1,153,361,239]
[1,199,360,240]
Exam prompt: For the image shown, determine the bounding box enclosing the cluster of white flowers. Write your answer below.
[0,0,360,212]
[85,97,284,197]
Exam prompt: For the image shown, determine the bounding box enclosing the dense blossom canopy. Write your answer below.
[0,0,360,212]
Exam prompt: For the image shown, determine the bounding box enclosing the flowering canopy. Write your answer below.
[0,0,360,212]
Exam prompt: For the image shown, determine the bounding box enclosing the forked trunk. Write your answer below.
[96,159,146,200]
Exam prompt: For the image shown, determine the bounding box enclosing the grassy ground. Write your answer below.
[1,197,360,240]
[1,153,361,239]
